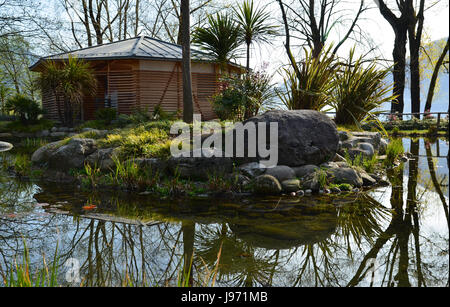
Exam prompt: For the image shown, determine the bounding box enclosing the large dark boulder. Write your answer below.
[49,138,97,170]
[238,110,339,167]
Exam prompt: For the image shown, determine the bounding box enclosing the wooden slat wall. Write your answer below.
[42,89,60,121]
[138,67,219,120]
[41,59,223,122]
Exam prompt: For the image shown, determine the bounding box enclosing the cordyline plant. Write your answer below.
[331,48,396,128]
[277,46,338,111]
[38,56,97,127]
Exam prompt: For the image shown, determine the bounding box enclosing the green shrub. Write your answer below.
[331,48,395,127]
[5,94,43,125]
[95,107,117,124]
[277,46,338,111]
[384,139,404,167]
[212,71,274,121]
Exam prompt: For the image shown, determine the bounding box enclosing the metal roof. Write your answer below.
[30,36,241,70]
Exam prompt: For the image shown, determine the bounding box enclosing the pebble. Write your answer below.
[305,189,312,195]
[353,188,360,193]
[296,190,305,197]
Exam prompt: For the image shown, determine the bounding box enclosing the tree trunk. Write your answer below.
[391,29,407,116]
[407,0,425,119]
[246,42,251,72]
[181,0,194,123]
[424,38,449,112]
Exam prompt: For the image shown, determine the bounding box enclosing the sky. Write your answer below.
[240,0,450,83]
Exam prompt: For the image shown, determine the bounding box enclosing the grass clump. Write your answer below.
[1,241,59,287]
[384,139,404,167]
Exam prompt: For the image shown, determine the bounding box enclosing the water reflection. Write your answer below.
[0,138,448,287]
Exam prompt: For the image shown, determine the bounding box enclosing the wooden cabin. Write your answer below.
[30,36,243,121]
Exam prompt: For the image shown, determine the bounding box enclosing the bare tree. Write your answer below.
[280,0,368,58]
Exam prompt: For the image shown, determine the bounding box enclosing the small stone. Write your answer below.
[353,188,360,193]
[305,189,312,195]
[281,179,301,193]
[290,192,296,197]
[319,190,324,195]
[253,175,282,195]
[265,165,296,182]
[324,188,330,194]
[296,190,305,197]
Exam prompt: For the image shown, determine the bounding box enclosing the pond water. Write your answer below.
[0,137,448,287]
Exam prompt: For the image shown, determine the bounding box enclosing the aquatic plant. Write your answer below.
[384,139,404,167]
[1,241,59,287]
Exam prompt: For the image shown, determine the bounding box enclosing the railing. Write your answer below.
[325,111,449,131]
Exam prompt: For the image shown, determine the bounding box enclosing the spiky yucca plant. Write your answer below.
[331,49,395,126]
[278,46,338,111]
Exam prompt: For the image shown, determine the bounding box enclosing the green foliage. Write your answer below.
[38,56,97,127]
[338,183,352,192]
[384,139,404,167]
[1,241,59,287]
[331,48,396,127]
[0,118,54,133]
[233,0,278,69]
[13,154,31,177]
[212,71,274,121]
[192,12,242,65]
[94,107,117,124]
[277,46,338,111]
[5,94,43,124]
[363,155,378,173]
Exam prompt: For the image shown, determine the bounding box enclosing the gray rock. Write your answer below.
[239,162,266,178]
[281,179,301,193]
[0,141,13,152]
[333,153,346,162]
[51,127,58,132]
[338,131,350,141]
[168,148,233,181]
[335,161,350,168]
[265,165,296,182]
[50,132,67,137]
[0,133,13,138]
[133,158,167,175]
[35,130,50,137]
[49,138,97,170]
[319,162,339,169]
[292,164,318,179]
[86,147,121,171]
[58,127,69,133]
[379,138,388,155]
[359,171,377,186]
[357,142,375,157]
[253,175,282,195]
[239,110,339,166]
[302,173,321,192]
[305,189,313,195]
[328,167,363,187]
[31,141,62,163]
[296,190,305,197]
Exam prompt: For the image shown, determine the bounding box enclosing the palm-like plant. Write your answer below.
[192,13,242,66]
[234,0,278,72]
[331,48,395,126]
[38,56,97,127]
[277,46,338,111]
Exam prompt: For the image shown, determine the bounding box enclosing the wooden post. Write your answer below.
[437,113,441,131]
